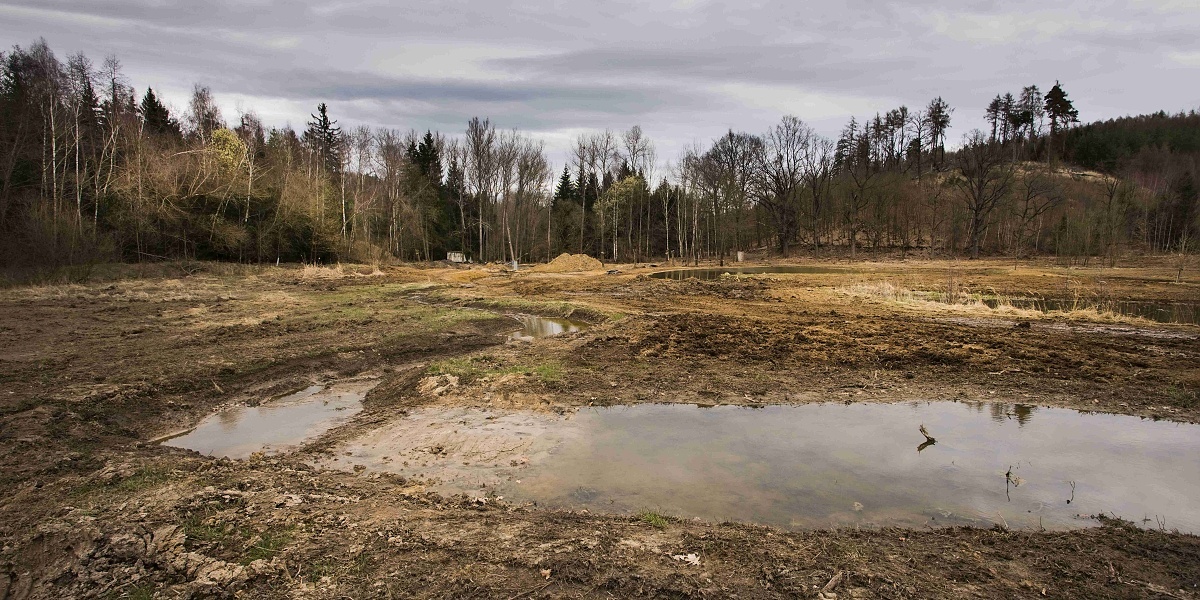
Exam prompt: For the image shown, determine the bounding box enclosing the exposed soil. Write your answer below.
[1,258,1198,599]
[534,253,605,273]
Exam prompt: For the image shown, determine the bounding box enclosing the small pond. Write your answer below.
[162,380,374,458]
[983,298,1200,325]
[650,265,854,280]
[507,314,588,341]
[331,401,1200,532]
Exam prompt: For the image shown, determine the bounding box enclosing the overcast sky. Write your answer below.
[3,0,1198,174]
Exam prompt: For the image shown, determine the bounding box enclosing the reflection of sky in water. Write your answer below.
[163,382,370,458]
[502,402,1200,532]
[508,315,586,341]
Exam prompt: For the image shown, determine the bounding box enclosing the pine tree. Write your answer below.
[304,102,342,174]
[985,96,1002,142]
[926,97,952,167]
[1044,81,1079,137]
[553,165,574,208]
[140,87,179,138]
[999,93,1017,143]
[1044,81,1079,162]
[1018,85,1043,140]
[408,131,443,184]
[77,77,101,132]
[835,117,858,168]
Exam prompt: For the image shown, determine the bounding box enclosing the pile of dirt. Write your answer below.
[536,253,603,273]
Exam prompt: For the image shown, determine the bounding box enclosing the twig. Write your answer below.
[919,424,936,443]
[506,581,552,600]
[996,511,1009,530]
[1126,579,1189,599]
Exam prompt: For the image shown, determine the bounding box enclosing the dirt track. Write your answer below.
[1,258,1198,599]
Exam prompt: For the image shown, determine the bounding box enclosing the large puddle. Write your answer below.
[984,298,1200,324]
[329,401,1200,532]
[650,265,853,280]
[507,314,588,341]
[162,380,374,458]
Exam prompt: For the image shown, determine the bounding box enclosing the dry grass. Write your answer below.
[839,279,1155,325]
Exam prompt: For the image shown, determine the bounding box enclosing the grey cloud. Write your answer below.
[2,0,1197,165]
[229,67,734,130]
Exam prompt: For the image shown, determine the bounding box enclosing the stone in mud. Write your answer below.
[418,374,459,396]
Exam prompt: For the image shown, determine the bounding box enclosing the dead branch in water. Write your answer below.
[919,424,936,444]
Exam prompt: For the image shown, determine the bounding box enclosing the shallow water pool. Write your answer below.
[335,400,1200,532]
[162,380,374,458]
[507,314,588,341]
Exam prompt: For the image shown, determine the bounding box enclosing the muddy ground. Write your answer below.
[1,258,1198,599]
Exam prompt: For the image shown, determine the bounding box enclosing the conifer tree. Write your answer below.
[553,165,574,207]
[1044,81,1079,161]
[408,131,443,184]
[1044,81,1079,135]
[985,96,1002,142]
[304,102,342,174]
[140,87,180,138]
[1018,85,1043,141]
[925,97,952,167]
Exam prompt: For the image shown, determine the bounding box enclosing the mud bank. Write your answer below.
[1,259,1197,598]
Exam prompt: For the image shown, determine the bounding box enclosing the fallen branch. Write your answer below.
[821,570,844,594]
[919,424,936,444]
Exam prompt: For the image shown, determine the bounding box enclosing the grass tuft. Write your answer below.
[638,511,670,529]
[71,466,171,499]
[241,528,292,564]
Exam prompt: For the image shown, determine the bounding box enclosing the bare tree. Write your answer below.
[708,130,760,262]
[953,131,1014,258]
[751,116,805,256]
[801,134,835,251]
[1099,175,1134,266]
[1009,165,1063,257]
[570,135,595,255]
[590,131,618,259]
[465,117,496,260]
[188,84,223,144]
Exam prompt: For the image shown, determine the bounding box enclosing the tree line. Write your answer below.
[1,39,1196,273]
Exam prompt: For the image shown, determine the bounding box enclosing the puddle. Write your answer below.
[332,401,1200,532]
[650,265,853,280]
[507,314,588,341]
[984,298,1200,324]
[162,380,375,458]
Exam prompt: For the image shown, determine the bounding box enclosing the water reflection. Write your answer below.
[507,315,588,341]
[495,401,1200,532]
[988,403,1036,426]
[163,381,373,458]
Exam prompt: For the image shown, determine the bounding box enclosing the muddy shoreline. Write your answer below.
[2,258,1198,598]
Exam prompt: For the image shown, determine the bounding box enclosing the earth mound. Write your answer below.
[536,253,603,273]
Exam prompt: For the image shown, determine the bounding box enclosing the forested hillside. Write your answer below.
[1064,110,1200,173]
[1,39,1197,274]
